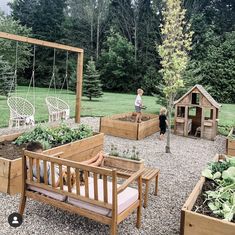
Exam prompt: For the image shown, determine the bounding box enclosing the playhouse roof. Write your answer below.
[174,84,221,109]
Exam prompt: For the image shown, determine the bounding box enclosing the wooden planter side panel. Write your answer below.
[0,158,22,194]
[104,156,144,171]
[138,117,159,140]
[227,127,235,156]
[183,210,235,235]
[44,133,104,162]
[100,117,138,140]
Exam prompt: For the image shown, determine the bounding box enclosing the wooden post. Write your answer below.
[75,52,84,123]
[201,107,204,138]
[184,106,189,136]
[212,107,217,139]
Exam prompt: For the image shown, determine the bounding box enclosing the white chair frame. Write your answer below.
[45,96,70,122]
[7,96,35,128]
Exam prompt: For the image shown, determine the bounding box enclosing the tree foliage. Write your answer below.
[83,59,103,100]
[0,56,14,97]
[98,29,136,92]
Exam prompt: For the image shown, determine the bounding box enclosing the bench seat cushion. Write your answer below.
[27,185,67,202]
[67,178,138,217]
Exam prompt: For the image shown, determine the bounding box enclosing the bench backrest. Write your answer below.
[23,150,117,213]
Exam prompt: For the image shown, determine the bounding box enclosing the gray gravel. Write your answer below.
[0,117,226,235]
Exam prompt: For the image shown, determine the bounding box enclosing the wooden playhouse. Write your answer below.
[174,85,220,140]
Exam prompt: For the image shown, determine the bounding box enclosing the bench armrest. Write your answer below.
[117,168,144,194]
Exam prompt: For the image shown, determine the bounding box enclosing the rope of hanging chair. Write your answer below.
[26,45,36,108]
[47,48,57,97]
[9,41,18,96]
[60,51,70,103]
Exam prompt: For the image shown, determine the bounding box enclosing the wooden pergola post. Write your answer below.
[75,52,84,123]
[0,32,84,123]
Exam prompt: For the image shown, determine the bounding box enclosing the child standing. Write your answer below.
[135,88,144,123]
[159,107,168,140]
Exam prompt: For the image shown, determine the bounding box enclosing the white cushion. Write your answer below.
[67,178,138,217]
[27,185,67,202]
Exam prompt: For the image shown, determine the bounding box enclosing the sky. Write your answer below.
[0,0,12,15]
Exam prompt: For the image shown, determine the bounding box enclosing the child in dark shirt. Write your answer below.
[159,107,168,140]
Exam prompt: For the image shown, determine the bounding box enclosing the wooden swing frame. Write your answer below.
[0,31,84,123]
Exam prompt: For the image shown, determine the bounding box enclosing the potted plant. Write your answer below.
[104,144,144,171]
[181,154,235,235]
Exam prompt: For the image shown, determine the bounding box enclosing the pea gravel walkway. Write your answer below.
[0,117,226,235]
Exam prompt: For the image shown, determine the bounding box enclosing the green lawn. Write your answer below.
[0,86,234,135]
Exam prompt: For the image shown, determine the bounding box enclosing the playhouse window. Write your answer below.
[192,93,200,105]
[189,107,196,117]
[204,108,213,120]
[177,106,185,117]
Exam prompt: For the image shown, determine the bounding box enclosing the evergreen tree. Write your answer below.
[83,59,103,101]
[0,56,14,97]
[98,29,136,92]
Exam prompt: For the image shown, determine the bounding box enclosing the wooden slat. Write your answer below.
[94,173,98,200]
[59,165,63,190]
[103,175,108,203]
[67,166,71,193]
[51,162,55,188]
[25,150,112,176]
[36,159,40,183]
[0,32,83,53]
[43,160,48,185]
[75,169,80,195]
[84,171,89,198]
[28,158,33,181]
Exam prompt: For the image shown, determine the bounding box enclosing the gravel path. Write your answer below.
[0,117,226,235]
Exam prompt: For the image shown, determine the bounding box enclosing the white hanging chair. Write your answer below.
[45,96,70,122]
[7,96,35,128]
[45,50,70,122]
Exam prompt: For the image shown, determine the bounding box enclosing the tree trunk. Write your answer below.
[96,14,100,60]
[165,95,173,153]
[91,16,93,53]
[134,20,137,62]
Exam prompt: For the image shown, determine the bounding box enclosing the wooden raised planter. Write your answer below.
[227,127,235,156]
[100,112,160,140]
[0,132,104,195]
[104,155,144,172]
[180,154,235,235]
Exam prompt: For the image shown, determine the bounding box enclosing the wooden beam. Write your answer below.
[75,52,84,123]
[0,32,83,53]
[201,107,204,138]
[184,106,189,136]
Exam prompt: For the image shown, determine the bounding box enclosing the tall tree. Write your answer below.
[98,29,136,92]
[158,0,193,153]
[83,59,103,100]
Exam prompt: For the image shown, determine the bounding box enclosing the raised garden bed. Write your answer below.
[180,154,235,235]
[227,127,235,156]
[100,112,160,140]
[0,128,104,195]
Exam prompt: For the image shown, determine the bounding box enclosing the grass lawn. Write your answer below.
[0,86,234,135]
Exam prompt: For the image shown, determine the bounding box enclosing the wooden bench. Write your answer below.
[103,166,160,208]
[19,150,144,235]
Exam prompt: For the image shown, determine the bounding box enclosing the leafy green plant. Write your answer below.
[109,145,141,161]
[201,156,235,222]
[13,124,93,149]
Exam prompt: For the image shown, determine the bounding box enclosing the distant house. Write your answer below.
[174,84,220,140]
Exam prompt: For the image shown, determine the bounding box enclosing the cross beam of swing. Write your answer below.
[0,31,84,123]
